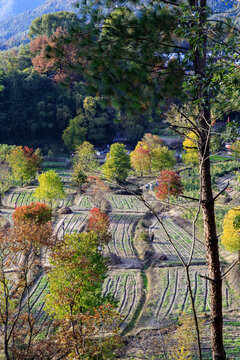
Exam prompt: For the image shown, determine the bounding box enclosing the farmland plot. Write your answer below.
[137,266,239,329]
[54,212,88,238]
[107,214,141,258]
[107,195,147,213]
[74,195,93,210]
[2,188,74,208]
[103,270,143,327]
[150,218,206,262]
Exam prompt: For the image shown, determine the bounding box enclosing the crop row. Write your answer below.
[150,218,205,262]
[107,214,141,258]
[74,195,93,210]
[102,270,142,327]
[2,189,74,208]
[137,266,238,329]
[107,195,146,212]
[54,212,88,238]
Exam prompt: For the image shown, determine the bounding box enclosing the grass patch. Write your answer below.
[210,155,231,162]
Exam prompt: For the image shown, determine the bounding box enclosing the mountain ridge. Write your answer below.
[0,0,77,49]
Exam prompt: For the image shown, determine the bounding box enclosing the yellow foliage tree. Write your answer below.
[170,313,204,360]
[222,207,240,261]
[182,131,198,165]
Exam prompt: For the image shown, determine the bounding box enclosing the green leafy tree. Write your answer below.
[34,170,65,206]
[73,141,98,187]
[102,143,131,182]
[62,111,87,150]
[29,11,81,38]
[222,207,240,262]
[45,232,120,359]
[62,97,117,150]
[151,146,175,172]
[0,144,15,163]
[7,146,42,184]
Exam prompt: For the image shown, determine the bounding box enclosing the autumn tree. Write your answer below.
[182,132,199,166]
[141,133,163,150]
[34,170,66,207]
[156,170,183,200]
[7,146,42,184]
[30,27,79,83]
[130,144,151,175]
[131,135,175,175]
[222,207,240,262]
[102,143,131,182]
[0,203,56,359]
[45,232,120,359]
[87,207,112,246]
[85,175,110,211]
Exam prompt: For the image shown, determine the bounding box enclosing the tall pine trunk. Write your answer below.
[193,0,226,358]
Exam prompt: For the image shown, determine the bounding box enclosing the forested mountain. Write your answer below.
[0,0,44,21]
[0,0,76,49]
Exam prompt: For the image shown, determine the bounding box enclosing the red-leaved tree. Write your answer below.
[87,207,112,246]
[13,202,52,225]
[156,170,183,200]
[30,27,80,83]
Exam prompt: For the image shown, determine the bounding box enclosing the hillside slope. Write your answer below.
[0,0,44,21]
[0,0,76,49]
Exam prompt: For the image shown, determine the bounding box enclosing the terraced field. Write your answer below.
[107,195,147,212]
[137,266,239,329]
[2,187,75,208]
[150,218,206,262]
[108,213,141,258]
[1,180,239,358]
[102,270,143,328]
[54,212,88,238]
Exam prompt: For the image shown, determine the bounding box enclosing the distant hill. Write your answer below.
[0,0,44,21]
[0,0,77,49]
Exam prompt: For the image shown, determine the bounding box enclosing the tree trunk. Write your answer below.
[199,135,226,359]
[193,1,226,358]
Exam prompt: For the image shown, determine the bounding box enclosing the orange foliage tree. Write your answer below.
[87,207,112,246]
[30,27,81,83]
[156,170,183,200]
[130,145,151,175]
[0,203,57,359]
